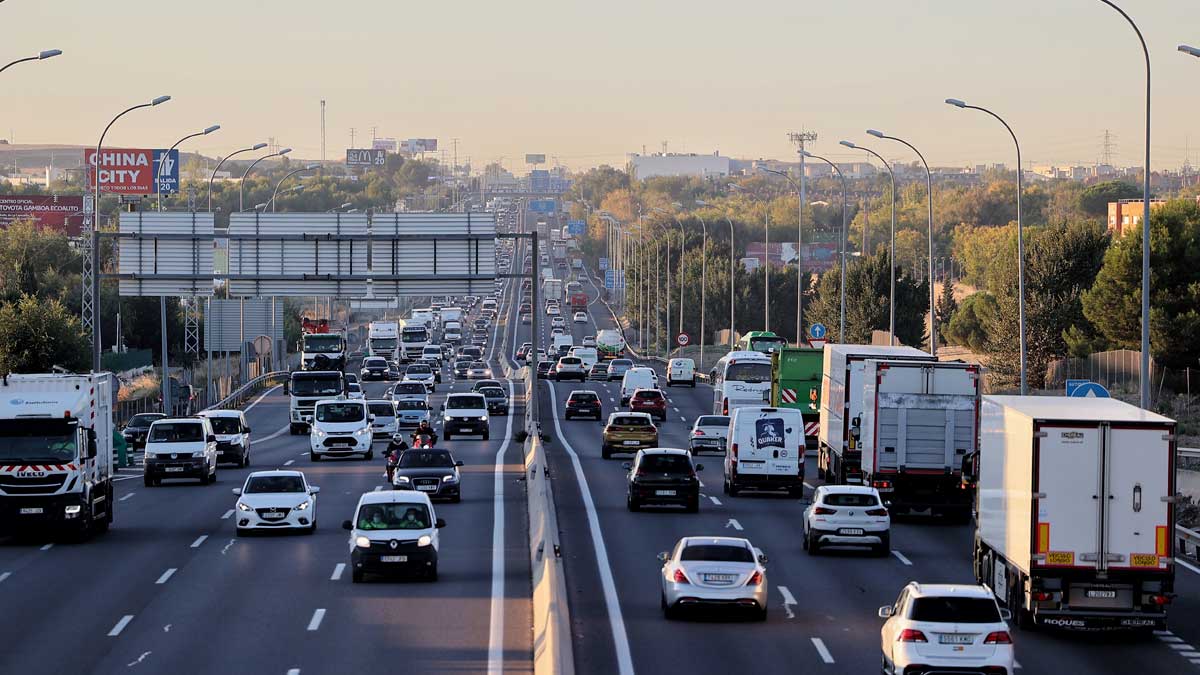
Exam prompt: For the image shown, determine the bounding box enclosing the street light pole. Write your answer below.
[208,143,268,213]
[802,151,848,343]
[159,125,220,211]
[270,164,320,211]
[867,129,937,356]
[725,216,736,351]
[239,148,292,212]
[841,141,896,345]
[692,205,710,370]
[0,49,62,75]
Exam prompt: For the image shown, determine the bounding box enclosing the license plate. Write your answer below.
[839,528,865,536]
[1087,589,1117,599]
[416,484,437,491]
[655,490,676,496]
[380,555,407,563]
[623,440,640,446]
[165,467,185,472]
[938,634,973,645]
[19,507,42,514]
[263,512,285,520]
[704,574,735,583]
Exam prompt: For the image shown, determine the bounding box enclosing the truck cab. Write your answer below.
[288,370,347,435]
[368,321,400,363]
[302,331,347,371]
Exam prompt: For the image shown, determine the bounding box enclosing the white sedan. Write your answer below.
[659,536,768,621]
[233,470,320,534]
[546,305,561,316]
[347,383,365,400]
[878,583,1014,675]
[551,316,566,328]
[802,485,890,555]
[573,311,588,324]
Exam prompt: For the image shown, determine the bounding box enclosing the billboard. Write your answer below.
[0,195,85,235]
[401,138,438,153]
[529,199,556,213]
[372,138,398,153]
[525,154,546,164]
[745,241,840,271]
[84,148,180,195]
[346,148,387,167]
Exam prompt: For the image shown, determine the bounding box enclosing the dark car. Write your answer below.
[536,360,554,377]
[623,449,702,512]
[564,390,603,420]
[122,412,166,450]
[417,357,443,383]
[471,379,503,392]
[453,359,472,378]
[391,448,463,502]
[360,356,391,381]
[458,346,483,362]
[629,388,668,421]
[478,386,509,416]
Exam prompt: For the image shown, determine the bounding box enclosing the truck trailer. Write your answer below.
[974,396,1175,631]
[769,346,824,446]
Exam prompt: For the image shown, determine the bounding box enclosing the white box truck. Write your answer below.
[368,321,400,362]
[858,360,981,519]
[0,373,115,538]
[399,321,430,361]
[818,344,934,485]
[973,396,1175,631]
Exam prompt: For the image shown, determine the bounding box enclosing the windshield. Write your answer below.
[454,360,471,368]
[393,383,426,395]
[460,348,482,359]
[315,403,365,423]
[447,396,485,410]
[395,400,428,411]
[207,417,242,435]
[370,338,397,350]
[680,544,754,563]
[406,365,431,375]
[640,454,692,474]
[128,414,164,427]
[909,597,1001,623]
[611,360,632,368]
[148,422,204,443]
[725,362,771,383]
[470,362,486,369]
[245,475,305,494]
[750,336,786,352]
[303,334,343,353]
[479,388,505,399]
[697,416,730,427]
[402,328,428,341]
[570,393,598,402]
[356,503,431,530]
[291,375,343,397]
[397,450,455,468]
[364,358,388,367]
[369,403,396,418]
[0,419,78,463]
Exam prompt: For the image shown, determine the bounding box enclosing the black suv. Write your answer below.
[564,390,602,420]
[122,412,166,450]
[623,449,703,513]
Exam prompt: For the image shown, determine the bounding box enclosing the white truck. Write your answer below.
[596,329,626,360]
[301,330,347,371]
[858,359,981,519]
[0,373,115,538]
[287,370,346,435]
[973,396,1175,631]
[368,321,400,363]
[438,307,464,330]
[410,308,434,329]
[400,321,431,361]
[543,278,563,303]
[817,344,934,485]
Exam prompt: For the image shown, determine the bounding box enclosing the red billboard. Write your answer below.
[84,148,156,194]
[0,195,85,235]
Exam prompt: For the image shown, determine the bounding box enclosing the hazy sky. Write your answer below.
[3,0,1198,171]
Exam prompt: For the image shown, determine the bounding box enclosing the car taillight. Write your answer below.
[746,570,762,586]
[813,506,837,515]
[722,399,728,415]
[983,631,1012,645]
[1150,594,1171,606]
[673,568,690,584]
[731,443,738,458]
[866,508,888,516]
[693,430,704,436]
[897,629,927,643]
[1032,591,1051,602]
[872,480,892,490]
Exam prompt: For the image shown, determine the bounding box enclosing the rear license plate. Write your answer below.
[655,490,676,496]
[380,555,407,563]
[165,467,185,472]
[839,528,865,536]
[623,440,640,446]
[938,634,973,645]
[416,485,437,491]
[19,507,42,514]
[704,574,735,583]
[1087,589,1117,599]
[263,513,285,520]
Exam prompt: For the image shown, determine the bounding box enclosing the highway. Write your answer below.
[0,276,532,675]
[524,262,1200,674]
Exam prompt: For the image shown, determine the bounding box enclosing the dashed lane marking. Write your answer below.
[251,424,291,446]
[708,496,722,506]
[804,482,817,491]
[155,568,177,584]
[39,544,53,552]
[778,586,797,619]
[0,572,10,584]
[811,638,835,664]
[221,509,234,520]
[108,615,134,637]
[725,518,743,531]
[283,459,295,466]
[307,608,326,631]
[127,651,152,667]
[243,385,282,413]
[287,670,301,675]
[892,551,913,566]
[119,492,135,502]
[190,535,208,548]
[330,563,345,581]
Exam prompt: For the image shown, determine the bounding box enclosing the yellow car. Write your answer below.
[601,412,659,460]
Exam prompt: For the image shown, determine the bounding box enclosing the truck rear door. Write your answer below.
[740,411,800,476]
[1105,425,1172,572]
[1037,424,1103,569]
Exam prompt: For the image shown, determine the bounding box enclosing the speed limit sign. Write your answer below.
[676,333,690,347]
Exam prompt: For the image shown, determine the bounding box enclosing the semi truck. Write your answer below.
[595,329,626,360]
[566,281,588,311]
[287,370,347,434]
[400,321,431,361]
[301,330,347,371]
[973,396,1176,631]
[0,373,115,538]
[817,344,934,485]
[769,347,824,447]
[368,321,400,362]
[858,359,981,518]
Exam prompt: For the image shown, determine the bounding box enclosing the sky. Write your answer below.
[2,0,1198,172]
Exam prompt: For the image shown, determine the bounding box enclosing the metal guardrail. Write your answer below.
[204,370,290,411]
[1177,525,1200,560]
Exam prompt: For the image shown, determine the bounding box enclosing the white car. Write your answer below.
[368,400,399,441]
[403,364,437,392]
[802,485,891,555]
[441,392,490,440]
[344,490,445,582]
[551,316,566,328]
[310,399,374,461]
[199,409,251,467]
[688,414,729,455]
[347,382,365,400]
[393,398,432,428]
[659,536,768,621]
[232,471,320,535]
[582,335,597,348]
[389,381,429,403]
[143,417,218,486]
[878,583,1014,675]
[573,311,588,324]
[546,305,561,316]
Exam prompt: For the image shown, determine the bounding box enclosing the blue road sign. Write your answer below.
[529,199,556,213]
[1066,380,1110,398]
[567,220,586,236]
[599,257,609,271]
[153,149,181,194]
[605,269,616,290]
[809,323,828,340]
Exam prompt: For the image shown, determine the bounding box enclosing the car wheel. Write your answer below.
[143,475,154,487]
[428,563,439,582]
[236,527,248,537]
[685,496,699,513]
[876,533,891,557]
[801,527,810,551]
[754,604,768,622]
[451,494,461,504]
[601,445,611,460]
[352,568,363,583]
[626,495,639,512]
[788,486,805,498]
[305,522,316,535]
[483,430,490,440]
[364,449,374,461]
[310,451,320,462]
[806,532,820,555]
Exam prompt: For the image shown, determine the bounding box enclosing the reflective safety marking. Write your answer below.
[108,615,134,637]
[155,568,176,584]
[330,563,345,581]
[307,608,326,631]
[811,638,834,664]
[1157,525,1168,557]
[1037,522,1049,554]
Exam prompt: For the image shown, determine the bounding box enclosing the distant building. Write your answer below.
[629,152,730,180]
[1107,198,1169,236]
[800,162,876,179]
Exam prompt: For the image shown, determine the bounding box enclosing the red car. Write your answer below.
[629,388,668,421]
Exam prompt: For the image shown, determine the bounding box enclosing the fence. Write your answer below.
[1045,349,1152,393]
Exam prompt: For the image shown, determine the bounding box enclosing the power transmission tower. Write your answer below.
[1102,129,1117,166]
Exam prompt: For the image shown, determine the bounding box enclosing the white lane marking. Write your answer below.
[119,492,135,502]
[39,543,53,552]
[1159,635,1185,643]
[242,384,282,413]
[811,637,835,664]
[672,407,680,412]
[892,550,913,566]
[803,482,817,491]
[679,416,687,422]
[221,509,234,520]
[108,614,134,636]
[283,459,295,466]
[547,382,635,675]
[127,651,152,667]
[708,496,722,506]
[1176,557,1200,575]
[306,608,326,631]
[287,670,301,675]
[609,397,615,403]
[330,563,345,581]
[779,585,797,619]
[113,474,140,483]
[155,568,177,585]
[725,518,743,531]
[373,486,383,492]
[486,379,518,675]
[1015,660,1023,669]
[190,535,208,548]
[1168,643,1197,651]
[299,452,307,456]
[221,539,235,555]
[251,424,291,446]
[0,572,10,584]
[163,624,171,632]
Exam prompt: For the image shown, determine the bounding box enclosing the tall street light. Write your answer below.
[802,151,848,342]
[158,124,220,211]
[841,140,896,345]
[239,148,292,212]
[0,48,62,75]
[945,99,1028,393]
[725,216,736,351]
[270,164,319,211]
[90,95,171,370]
[758,168,805,345]
[327,202,354,213]
[1181,45,1200,58]
[208,143,267,212]
[666,204,686,340]
[692,201,711,369]
[867,129,937,356]
[651,208,675,351]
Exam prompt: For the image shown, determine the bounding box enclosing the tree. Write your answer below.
[936,279,958,345]
[0,294,90,373]
[951,223,1016,291]
[1077,181,1141,218]
[806,250,928,346]
[945,292,997,352]
[1081,199,1200,370]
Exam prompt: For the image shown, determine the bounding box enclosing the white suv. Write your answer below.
[143,417,218,486]
[878,583,1014,675]
[553,356,587,382]
[803,485,890,555]
[310,399,374,461]
[441,393,489,440]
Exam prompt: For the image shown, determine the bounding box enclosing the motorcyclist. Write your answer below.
[384,436,408,483]
[410,420,438,448]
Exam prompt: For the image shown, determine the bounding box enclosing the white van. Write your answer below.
[343,489,445,582]
[568,347,599,370]
[666,358,696,387]
[421,344,443,367]
[310,399,374,461]
[724,406,805,497]
[199,409,251,467]
[620,367,659,407]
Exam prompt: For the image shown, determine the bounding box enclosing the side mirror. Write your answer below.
[621,462,632,470]
[435,518,446,529]
[309,486,321,494]
[877,606,894,619]
[758,554,769,564]
[695,464,704,472]
[369,414,376,423]
[657,551,670,563]
[455,460,464,467]
[999,608,1012,621]
[440,404,445,412]
[342,520,353,530]
[207,435,217,443]
[231,487,242,495]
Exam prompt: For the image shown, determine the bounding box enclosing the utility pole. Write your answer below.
[788,131,817,345]
[320,100,326,163]
[349,128,356,149]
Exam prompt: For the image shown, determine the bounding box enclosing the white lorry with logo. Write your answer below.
[974,396,1175,631]
[301,331,347,371]
[368,321,400,363]
[723,406,805,497]
[0,373,115,538]
[400,321,431,361]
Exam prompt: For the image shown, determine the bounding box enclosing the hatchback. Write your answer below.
[629,388,668,421]
[564,390,603,420]
[624,448,702,512]
[878,583,1014,675]
[688,415,729,455]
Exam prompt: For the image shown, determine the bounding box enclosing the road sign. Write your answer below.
[808,338,827,349]
[85,148,180,194]
[605,269,615,290]
[599,257,609,271]
[346,148,387,167]
[676,333,690,347]
[809,322,828,340]
[529,199,556,213]
[1066,379,1110,398]
[567,220,586,236]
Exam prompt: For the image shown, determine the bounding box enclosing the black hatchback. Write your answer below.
[564,390,602,420]
[623,449,703,513]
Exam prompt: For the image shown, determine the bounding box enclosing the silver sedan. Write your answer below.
[659,536,768,620]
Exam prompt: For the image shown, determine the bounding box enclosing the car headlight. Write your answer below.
[481,415,489,422]
[236,501,253,512]
[417,534,432,547]
[355,427,369,436]
[443,473,459,483]
[443,415,452,423]
[295,500,311,511]
[192,451,206,458]
[314,428,327,437]
[355,536,371,548]
[394,476,410,483]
